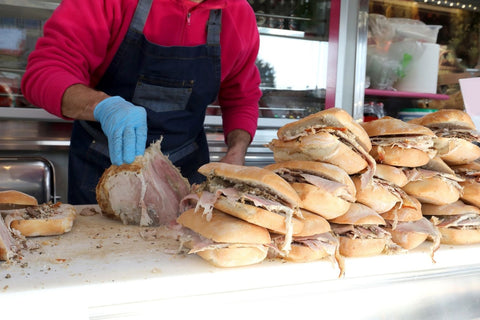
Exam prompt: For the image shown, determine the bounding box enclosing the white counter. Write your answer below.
[2,206,480,320]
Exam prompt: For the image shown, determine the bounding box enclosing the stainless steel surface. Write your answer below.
[0,119,71,150]
[0,156,55,204]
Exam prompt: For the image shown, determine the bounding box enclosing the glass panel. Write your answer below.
[251,0,331,119]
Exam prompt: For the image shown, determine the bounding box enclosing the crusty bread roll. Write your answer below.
[402,176,461,205]
[264,160,356,220]
[459,180,480,208]
[434,227,480,245]
[7,203,77,237]
[330,202,386,225]
[451,162,480,207]
[363,116,436,137]
[388,229,428,250]
[337,237,386,257]
[380,194,423,222]
[268,132,369,175]
[374,164,409,187]
[294,209,331,237]
[352,175,401,214]
[177,208,270,267]
[410,109,477,130]
[369,145,432,168]
[362,116,437,167]
[0,190,38,206]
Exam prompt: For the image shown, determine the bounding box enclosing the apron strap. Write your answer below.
[130,0,153,33]
[207,9,222,46]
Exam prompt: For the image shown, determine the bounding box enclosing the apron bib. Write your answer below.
[68,0,221,204]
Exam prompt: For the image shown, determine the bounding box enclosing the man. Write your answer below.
[21,0,262,204]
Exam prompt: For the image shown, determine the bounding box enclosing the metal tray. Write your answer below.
[0,156,56,204]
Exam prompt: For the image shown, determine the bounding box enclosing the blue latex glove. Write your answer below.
[93,96,147,165]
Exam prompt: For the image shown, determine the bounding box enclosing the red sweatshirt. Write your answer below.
[21,0,261,140]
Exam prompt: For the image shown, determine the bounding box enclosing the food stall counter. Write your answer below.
[2,205,480,320]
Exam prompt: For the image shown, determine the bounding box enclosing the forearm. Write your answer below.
[220,129,252,165]
[61,84,110,121]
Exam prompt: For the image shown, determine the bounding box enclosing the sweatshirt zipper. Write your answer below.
[187,12,191,25]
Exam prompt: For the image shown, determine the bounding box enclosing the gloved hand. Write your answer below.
[94,96,147,166]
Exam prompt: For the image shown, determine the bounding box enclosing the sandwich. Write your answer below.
[422,200,480,245]
[361,116,437,167]
[269,210,344,273]
[451,161,480,208]
[267,108,376,186]
[380,195,440,260]
[408,109,480,165]
[264,160,356,220]
[352,163,409,214]
[0,190,77,237]
[402,157,464,205]
[4,202,77,237]
[194,162,303,253]
[329,202,395,257]
[176,207,271,267]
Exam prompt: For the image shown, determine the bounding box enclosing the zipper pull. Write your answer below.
[187,12,191,25]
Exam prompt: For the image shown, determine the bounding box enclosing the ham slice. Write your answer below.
[96,140,191,226]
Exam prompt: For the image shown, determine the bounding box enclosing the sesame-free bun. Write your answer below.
[369,145,433,167]
[8,203,77,237]
[330,202,386,226]
[409,109,477,130]
[380,194,423,222]
[374,164,409,187]
[294,209,331,237]
[402,176,461,205]
[459,180,480,207]
[276,108,372,152]
[0,190,38,206]
[177,208,270,267]
[435,227,480,245]
[265,160,356,219]
[352,175,401,214]
[198,162,301,208]
[337,237,386,257]
[421,200,480,216]
[268,132,369,175]
[362,116,436,137]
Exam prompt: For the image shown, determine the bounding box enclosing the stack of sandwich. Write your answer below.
[264,108,399,258]
[176,162,345,275]
[407,109,480,245]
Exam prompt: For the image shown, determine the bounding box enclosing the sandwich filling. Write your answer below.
[271,168,356,202]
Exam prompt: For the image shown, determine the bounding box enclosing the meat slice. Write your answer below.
[96,140,191,226]
[0,213,18,261]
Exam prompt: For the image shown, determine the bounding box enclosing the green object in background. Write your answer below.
[397,53,413,79]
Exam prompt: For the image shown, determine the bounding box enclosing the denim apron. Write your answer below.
[68,0,221,204]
